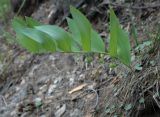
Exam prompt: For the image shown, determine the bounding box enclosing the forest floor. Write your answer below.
[0,0,160,117]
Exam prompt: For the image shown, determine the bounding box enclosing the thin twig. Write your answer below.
[16,0,26,16]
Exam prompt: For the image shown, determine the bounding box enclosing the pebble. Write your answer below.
[47,84,56,95]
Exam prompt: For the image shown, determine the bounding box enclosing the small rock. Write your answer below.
[49,55,56,61]
[39,85,48,93]
[47,84,56,95]
[79,74,85,80]
[69,77,74,86]
[54,77,62,84]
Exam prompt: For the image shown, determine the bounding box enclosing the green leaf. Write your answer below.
[117,29,131,66]
[17,28,56,53]
[12,17,27,32]
[70,6,92,51]
[109,8,118,57]
[91,30,105,52]
[16,34,43,53]
[135,63,142,71]
[109,8,131,66]
[67,18,81,46]
[35,25,72,52]
[67,17,82,51]
[109,63,117,68]
[67,12,105,53]
[25,17,41,28]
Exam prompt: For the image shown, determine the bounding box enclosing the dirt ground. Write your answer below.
[0,0,160,117]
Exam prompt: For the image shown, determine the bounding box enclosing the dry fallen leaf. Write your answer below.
[69,83,87,94]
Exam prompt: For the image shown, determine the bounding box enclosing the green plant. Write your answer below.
[12,6,131,66]
[0,0,10,22]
